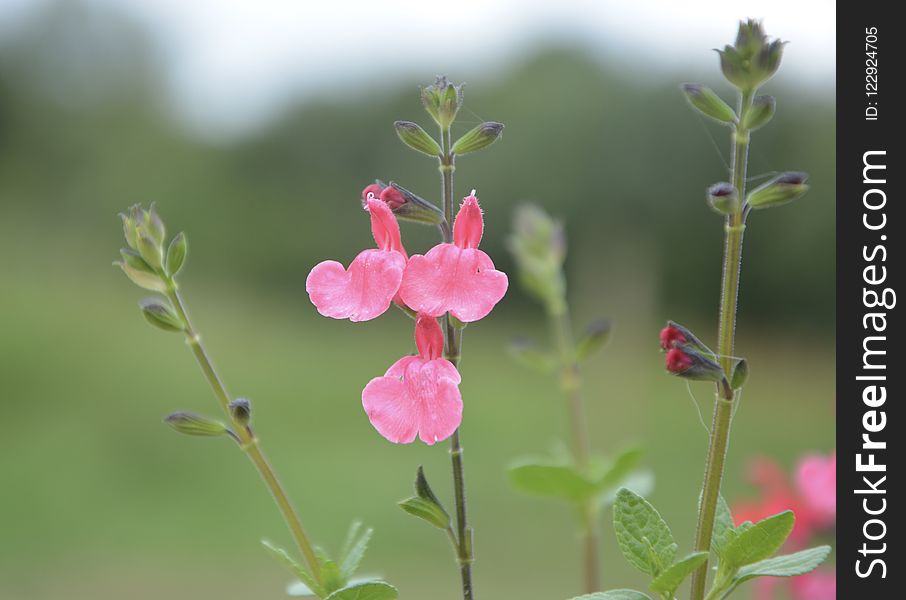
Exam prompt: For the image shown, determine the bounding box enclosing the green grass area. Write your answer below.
[0,225,834,600]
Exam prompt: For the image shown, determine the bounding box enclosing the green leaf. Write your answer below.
[166,232,187,276]
[163,412,230,438]
[612,488,677,577]
[139,297,185,332]
[574,320,612,362]
[451,122,504,155]
[729,359,749,390]
[509,461,598,502]
[722,510,795,569]
[595,448,643,491]
[340,523,373,580]
[733,545,831,583]
[649,552,709,596]
[324,581,398,600]
[600,470,654,508]
[570,590,652,600]
[508,339,556,373]
[398,497,451,530]
[711,494,736,557]
[681,84,736,124]
[261,539,323,598]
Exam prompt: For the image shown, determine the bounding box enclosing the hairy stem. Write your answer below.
[551,308,599,592]
[689,90,752,600]
[166,285,322,583]
[439,125,475,600]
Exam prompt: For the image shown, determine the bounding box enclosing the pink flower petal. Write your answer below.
[795,452,836,525]
[306,249,406,322]
[415,314,444,360]
[453,194,484,249]
[362,356,462,445]
[400,244,508,322]
[791,570,836,600]
[366,197,405,256]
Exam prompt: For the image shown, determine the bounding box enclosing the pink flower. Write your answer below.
[790,570,836,600]
[362,314,463,445]
[795,452,836,527]
[306,198,408,322]
[361,182,406,211]
[399,192,508,322]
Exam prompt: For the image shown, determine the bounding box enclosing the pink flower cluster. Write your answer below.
[733,452,836,600]
[306,186,508,445]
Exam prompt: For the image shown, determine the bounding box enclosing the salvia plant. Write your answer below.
[507,204,650,594]
[113,20,831,600]
[566,20,828,600]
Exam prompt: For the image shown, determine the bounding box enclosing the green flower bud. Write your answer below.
[741,95,775,131]
[116,260,167,292]
[139,297,185,332]
[394,121,441,156]
[120,248,154,274]
[707,182,740,215]
[508,205,567,314]
[229,398,251,426]
[145,203,166,245]
[682,84,736,124]
[451,122,505,156]
[746,172,809,210]
[120,211,139,250]
[420,76,463,129]
[166,232,188,276]
[719,20,785,91]
[136,231,163,271]
[730,358,749,389]
[382,182,445,226]
[164,412,231,437]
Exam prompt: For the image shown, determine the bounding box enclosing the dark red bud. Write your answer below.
[665,348,693,373]
[660,325,688,350]
[380,186,407,210]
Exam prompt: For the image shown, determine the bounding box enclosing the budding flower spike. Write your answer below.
[362,314,462,445]
[306,198,408,322]
[400,191,508,322]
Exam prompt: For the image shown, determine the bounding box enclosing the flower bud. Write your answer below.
[379,186,406,211]
[681,84,736,124]
[741,95,775,131]
[707,182,740,215]
[145,203,166,245]
[451,122,505,156]
[394,121,442,157]
[382,182,444,226]
[659,324,687,350]
[665,344,725,382]
[166,232,187,276]
[120,211,140,250]
[116,260,167,292]
[661,321,714,356]
[719,20,785,91]
[420,76,463,129]
[746,172,809,210]
[139,297,185,332]
[229,398,251,426]
[730,358,749,389]
[164,412,231,437]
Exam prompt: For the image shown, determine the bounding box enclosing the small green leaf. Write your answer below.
[393,121,441,156]
[340,524,373,580]
[595,448,643,491]
[575,320,612,361]
[682,84,736,124]
[729,359,749,390]
[711,494,736,557]
[451,122,504,155]
[741,95,775,131]
[570,590,652,600]
[509,461,598,502]
[414,465,446,509]
[163,412,230,438]
[261,539,323,598]
[319,556,345,595]
[722,510,795,569]
[324,581,398,600]
[508,338,556,373]
[733,545,831,584]
[613,488,677,577]
[649,552,709,596]
[140,298,185,332]
[398,497,451,530]
[166,232,187,276]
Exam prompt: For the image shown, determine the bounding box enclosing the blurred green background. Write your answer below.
[1,2,834,599]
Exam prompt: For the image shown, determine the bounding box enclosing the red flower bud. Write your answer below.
[380,186,407,211]
[361,183,385,201]
[660,325,688,350]
[665,348,693,373]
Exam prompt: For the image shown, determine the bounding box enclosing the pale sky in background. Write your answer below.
[1,0,836,137]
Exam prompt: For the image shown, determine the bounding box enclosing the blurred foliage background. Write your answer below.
[1,3,834,599]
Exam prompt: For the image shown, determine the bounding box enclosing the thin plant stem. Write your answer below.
[550,307,599,592]
[689,90,752,600]
[166,285,323,583]
[439,124,475,600]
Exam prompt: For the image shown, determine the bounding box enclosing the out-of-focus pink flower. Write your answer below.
[659,325,687,350]
[790,569,836,600]
[400,192,508,322]
[361,314,462,445]
[306,198,407,322]
[665,347,693,373]
[796,452,836,527]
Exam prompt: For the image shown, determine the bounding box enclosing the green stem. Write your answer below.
[550,307,599,592]
[166,285,322,583]
[689,91,752,600]
[439,125,475,600]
